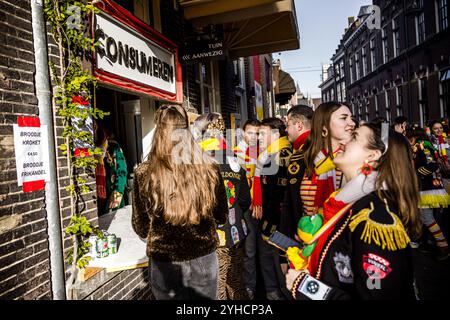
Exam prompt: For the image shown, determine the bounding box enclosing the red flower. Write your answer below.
[72,95,90,106]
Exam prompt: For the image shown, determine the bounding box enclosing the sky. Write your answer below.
[275,0,369,98]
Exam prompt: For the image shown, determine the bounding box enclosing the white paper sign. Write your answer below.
[13,124,50,187]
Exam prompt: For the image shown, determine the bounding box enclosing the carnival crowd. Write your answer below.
[131,102,450,300]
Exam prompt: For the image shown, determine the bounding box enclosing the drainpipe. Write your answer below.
[31,0,66,300]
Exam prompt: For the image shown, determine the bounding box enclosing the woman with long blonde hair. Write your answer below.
[132,104,228,300]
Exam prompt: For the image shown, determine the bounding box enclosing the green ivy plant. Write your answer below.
[66,215,103,269]
[44,0,109,298]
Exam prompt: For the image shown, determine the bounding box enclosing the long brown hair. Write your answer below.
[362,123,422,237]
[143,105,220,226]
[304,101,346,177]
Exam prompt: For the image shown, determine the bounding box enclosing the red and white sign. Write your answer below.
[13,116,50,192]
[93,0,183,103]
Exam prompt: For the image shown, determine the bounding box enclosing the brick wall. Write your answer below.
[0,0,52,300]
[0,0,155,300]
[73,268,152,300]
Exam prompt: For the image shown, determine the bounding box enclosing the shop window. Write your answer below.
[195,62,220,114]
[94,86,142,216]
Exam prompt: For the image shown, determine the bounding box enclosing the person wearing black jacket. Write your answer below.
[193,113,252,299]
[280,105,314,240]
[286,123,422,300]
[253,118,292,300]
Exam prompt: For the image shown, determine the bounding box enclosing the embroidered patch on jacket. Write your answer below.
[217,229,226,246]
[333,252,354,283]
[362,253,392,280]
[228,208,236,225]
[288,162,300,175]
[231,226,240,244]
[224,179,236,208]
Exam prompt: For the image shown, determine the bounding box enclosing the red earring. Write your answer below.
[361,160,373,176]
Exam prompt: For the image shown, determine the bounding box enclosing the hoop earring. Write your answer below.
[361,160,374,176]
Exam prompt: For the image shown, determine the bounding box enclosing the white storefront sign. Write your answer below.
[95,12,176,94]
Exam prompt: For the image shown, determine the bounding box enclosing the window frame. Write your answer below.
[370,37,377,71]
[392,17,401,58]
[382,26,389,64]
[355,52,360,81]
[416,12,426,45]
[436,0,449,31]
[195,61,220,114]
[385,89,391,122]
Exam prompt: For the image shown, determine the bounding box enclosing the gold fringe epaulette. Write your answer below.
[349,201,410,251]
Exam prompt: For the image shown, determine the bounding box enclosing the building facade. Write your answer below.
[320,0,450,126]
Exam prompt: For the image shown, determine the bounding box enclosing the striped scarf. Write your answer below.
[252,136,291,207]
[435,134,449,163]
[234,140,258,182]
[311,149,339,210]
